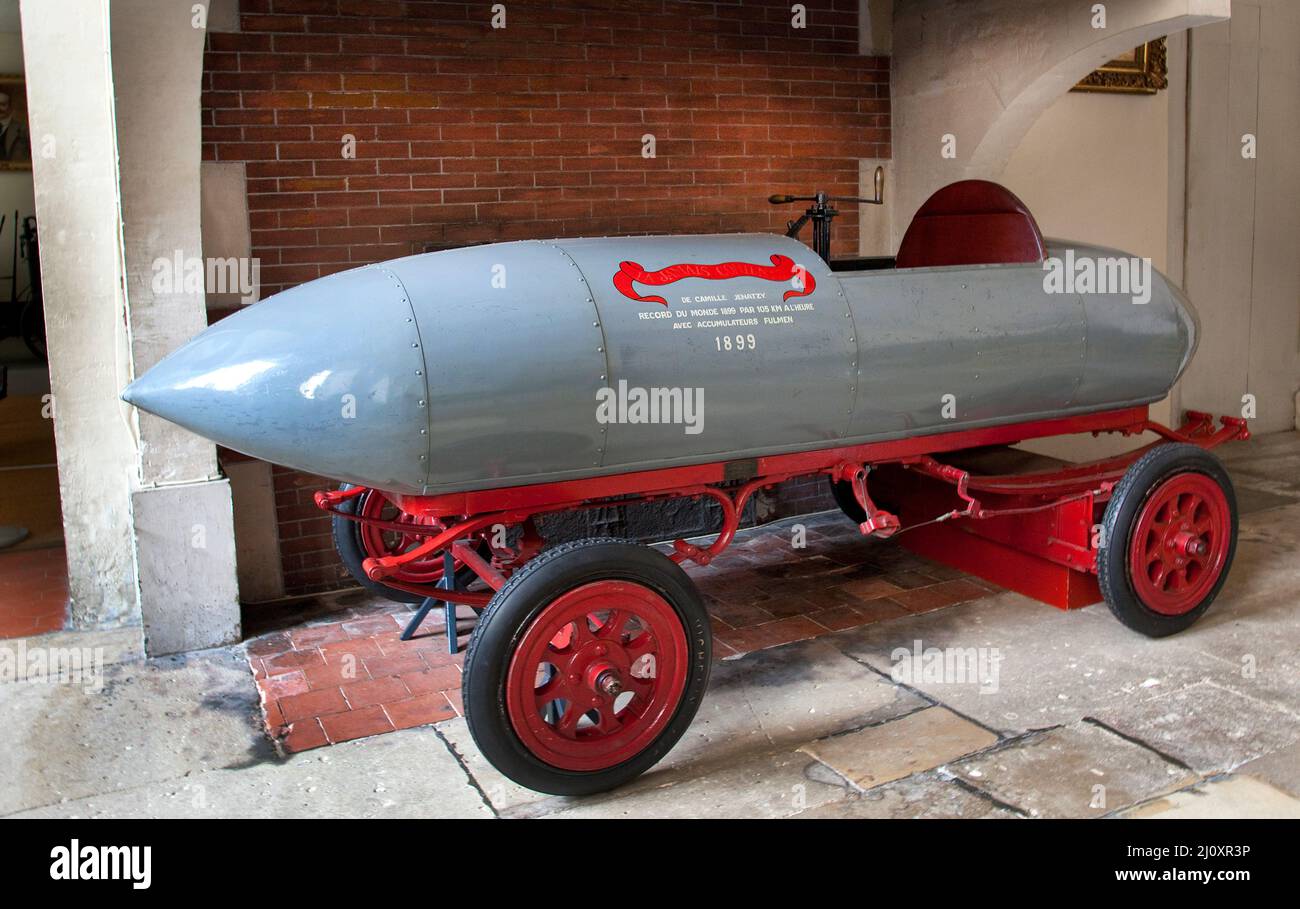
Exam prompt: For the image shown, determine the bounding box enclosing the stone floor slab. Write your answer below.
[800,706,998,791]
[947,721,1197,818]
[436,716,557,816]
[1236,739,1300,799]
[1122,775,1300,819]
[0,648,266,817]
[533,747,849,819]
[13,725,490,819]
[1090,679,1300,776]
[829,593,1215,734]
[791,771,1019,819]
[663,635,927,772]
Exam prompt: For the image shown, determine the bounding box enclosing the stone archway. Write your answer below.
[890,0,1231,239]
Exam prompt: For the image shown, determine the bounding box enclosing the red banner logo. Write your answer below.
[612,255,815,307]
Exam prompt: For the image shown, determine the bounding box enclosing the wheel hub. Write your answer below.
[1170,529,1207,558]
[585,660,624,697]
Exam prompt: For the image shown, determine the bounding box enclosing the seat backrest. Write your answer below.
[895,180,1045,270]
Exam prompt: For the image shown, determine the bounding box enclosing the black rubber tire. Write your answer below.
[331,484,482,605]
[1097,443,1237,638]
[829,471,901,524]
[829,477,867,524]
[462,537,712,796]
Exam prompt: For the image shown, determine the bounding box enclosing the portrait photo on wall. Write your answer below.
[0,75,31,169]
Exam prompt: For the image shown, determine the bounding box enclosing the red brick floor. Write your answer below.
[0,546,68,638]
[247,607,474,752]
[246,512,1000,753]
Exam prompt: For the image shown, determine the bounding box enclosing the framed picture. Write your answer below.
[0,74,31,170]
[1072,38,1168,94]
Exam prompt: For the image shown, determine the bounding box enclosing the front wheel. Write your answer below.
[1097,444,1237,637]
[462,538,711,796]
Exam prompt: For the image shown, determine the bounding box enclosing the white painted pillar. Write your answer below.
[111,0,240,654]
[1180,0,1300,432]
[19,0,141,634]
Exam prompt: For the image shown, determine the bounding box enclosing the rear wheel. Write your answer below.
[462,538,711,796]
[829,476,867,524]
[1097,444,1237,637]
[829,469,901,526]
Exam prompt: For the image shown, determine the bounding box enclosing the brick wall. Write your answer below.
[202,0,890,597]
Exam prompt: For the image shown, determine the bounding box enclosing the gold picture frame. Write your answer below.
[0,74,31,171]
[1072,37,1168,94]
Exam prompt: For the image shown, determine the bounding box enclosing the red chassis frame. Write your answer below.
[315,406,1248,612]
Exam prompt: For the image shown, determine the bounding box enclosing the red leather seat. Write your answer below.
[895,180,1046,269]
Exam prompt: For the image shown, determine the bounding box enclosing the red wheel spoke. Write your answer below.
[547,622,576,652]
[592,705,622,735]
[626,675,654,698]
[534,673,568,703]
[568,619,594,649]
[594,609,624,639]
[555,702,587,737]
[625,631,657,659]
[1149,562,1167,588]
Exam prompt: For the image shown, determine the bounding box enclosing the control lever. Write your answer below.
[768,167,884,262]
[768,166,885,207]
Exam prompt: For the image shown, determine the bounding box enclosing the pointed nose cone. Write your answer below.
[122,265,432,493]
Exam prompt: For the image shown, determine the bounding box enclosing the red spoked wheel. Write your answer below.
[1127,472,1231,616]
[463,538,711,796]
[506,580,689,772]
[331,484,484,605]
[1099,443,1238,637]
[356,489,450,587]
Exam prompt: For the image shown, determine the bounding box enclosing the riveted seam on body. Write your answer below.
[546,240,612,470]
[372,263,435,490]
